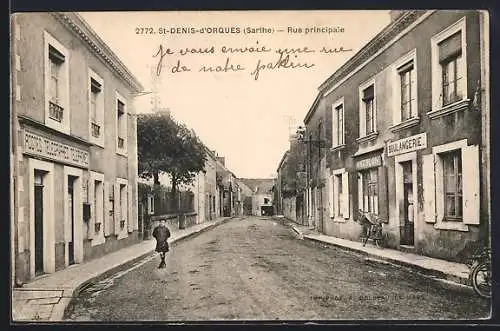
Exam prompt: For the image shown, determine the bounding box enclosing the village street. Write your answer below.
[64,217,489,321]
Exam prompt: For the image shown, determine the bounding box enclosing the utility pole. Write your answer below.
[11,16,20,287]
[149,64,163,112]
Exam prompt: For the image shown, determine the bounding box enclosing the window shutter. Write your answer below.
[393,70,401,125]
[128,184,134,232]
[103,182,110,236]
[328,175,334,218]
[357,172,363,212]
[342,171,350,218]
[88,180,95,240]
[114,182,120,234]
[422,154,436,223]
[438,31,462,63]
[462,145,480,225]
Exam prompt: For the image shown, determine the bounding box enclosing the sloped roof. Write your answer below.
[240,178,275,194]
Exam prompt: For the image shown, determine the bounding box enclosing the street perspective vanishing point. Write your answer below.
[10,9,492,323]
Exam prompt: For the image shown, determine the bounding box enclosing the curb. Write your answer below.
[58,217,235,321]
[278,220,471,289]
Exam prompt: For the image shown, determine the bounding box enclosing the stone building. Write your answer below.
[241,179,275,216]
[303,10,490,261]
[11,12,144,284]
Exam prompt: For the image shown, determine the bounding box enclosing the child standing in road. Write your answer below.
[152,218,171,269]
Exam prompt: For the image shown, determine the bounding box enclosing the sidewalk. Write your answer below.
[279,218,470,287]
[11,216,234,322]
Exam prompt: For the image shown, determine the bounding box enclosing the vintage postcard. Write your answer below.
[10,10,491,322]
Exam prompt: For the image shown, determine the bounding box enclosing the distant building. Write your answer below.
[241,178,275,216]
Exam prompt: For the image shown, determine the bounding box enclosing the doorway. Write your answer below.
[318,186,324,233]
[400,161,414,246]
[68,176,76,265]
[34,171,45,276]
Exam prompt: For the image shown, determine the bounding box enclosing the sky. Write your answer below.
[79,11,391,178]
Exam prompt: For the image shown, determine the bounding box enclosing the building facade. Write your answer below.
[203,151,219,222]
[303,10,490,262]
[11,13,144,283]
[241,179,275,216]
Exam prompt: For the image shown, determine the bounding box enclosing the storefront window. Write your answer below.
[362,168,378,214]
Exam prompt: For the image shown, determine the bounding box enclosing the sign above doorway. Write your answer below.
[387,132,427,157]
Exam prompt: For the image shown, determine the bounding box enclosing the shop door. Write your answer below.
[400,162,414,246]
[68,177,75,265]
[34,171,44,276]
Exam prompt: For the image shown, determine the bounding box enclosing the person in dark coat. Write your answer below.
[152,219,171,268]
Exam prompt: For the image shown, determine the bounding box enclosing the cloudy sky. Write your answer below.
[79,11,391,178]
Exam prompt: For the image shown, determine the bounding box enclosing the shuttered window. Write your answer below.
[442,150,462,219]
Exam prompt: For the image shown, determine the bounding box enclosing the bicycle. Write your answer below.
[467,247,492,299]
[356,210,386,248]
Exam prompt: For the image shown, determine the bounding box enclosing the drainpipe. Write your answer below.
[479,11,490,245]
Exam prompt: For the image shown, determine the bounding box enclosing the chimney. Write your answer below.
[389,10,406,22]
[217,156,225,166]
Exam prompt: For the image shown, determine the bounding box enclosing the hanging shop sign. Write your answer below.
[355,155,382,170]
[386,132,427,157]
[23,130,89,168]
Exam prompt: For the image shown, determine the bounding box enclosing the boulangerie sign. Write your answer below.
[386,132,427,157]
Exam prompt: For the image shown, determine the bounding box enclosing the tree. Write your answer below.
[137,112,207,212]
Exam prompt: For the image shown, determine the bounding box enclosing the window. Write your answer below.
[147,193,155,215]
[358,81,377,139]
[89,70,104,145]
[391,50,418,128]
[399,61,416,121]
[423,139,479,230]
[116,93,127,154]
[332,99,345,147]
[264,198,269,204]
[443,150,462,219]
[430,17,467,115]
[49,50,63,115]
[329,169,349,220]
[44,32,69,133]
[361,168,378,214]
[93,179,104,236]
[91,79,101,134]
[363,86,375,134]
[119,183,127,229]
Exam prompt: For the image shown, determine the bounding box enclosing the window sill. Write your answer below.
[434,219,469,232]
[90,137,104,148]
[389,117,420,133]
[428,99,470,120]
[330,144,346,152]
[356,131,379,144]
[45,116,70,136]
[116,148,128,157]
